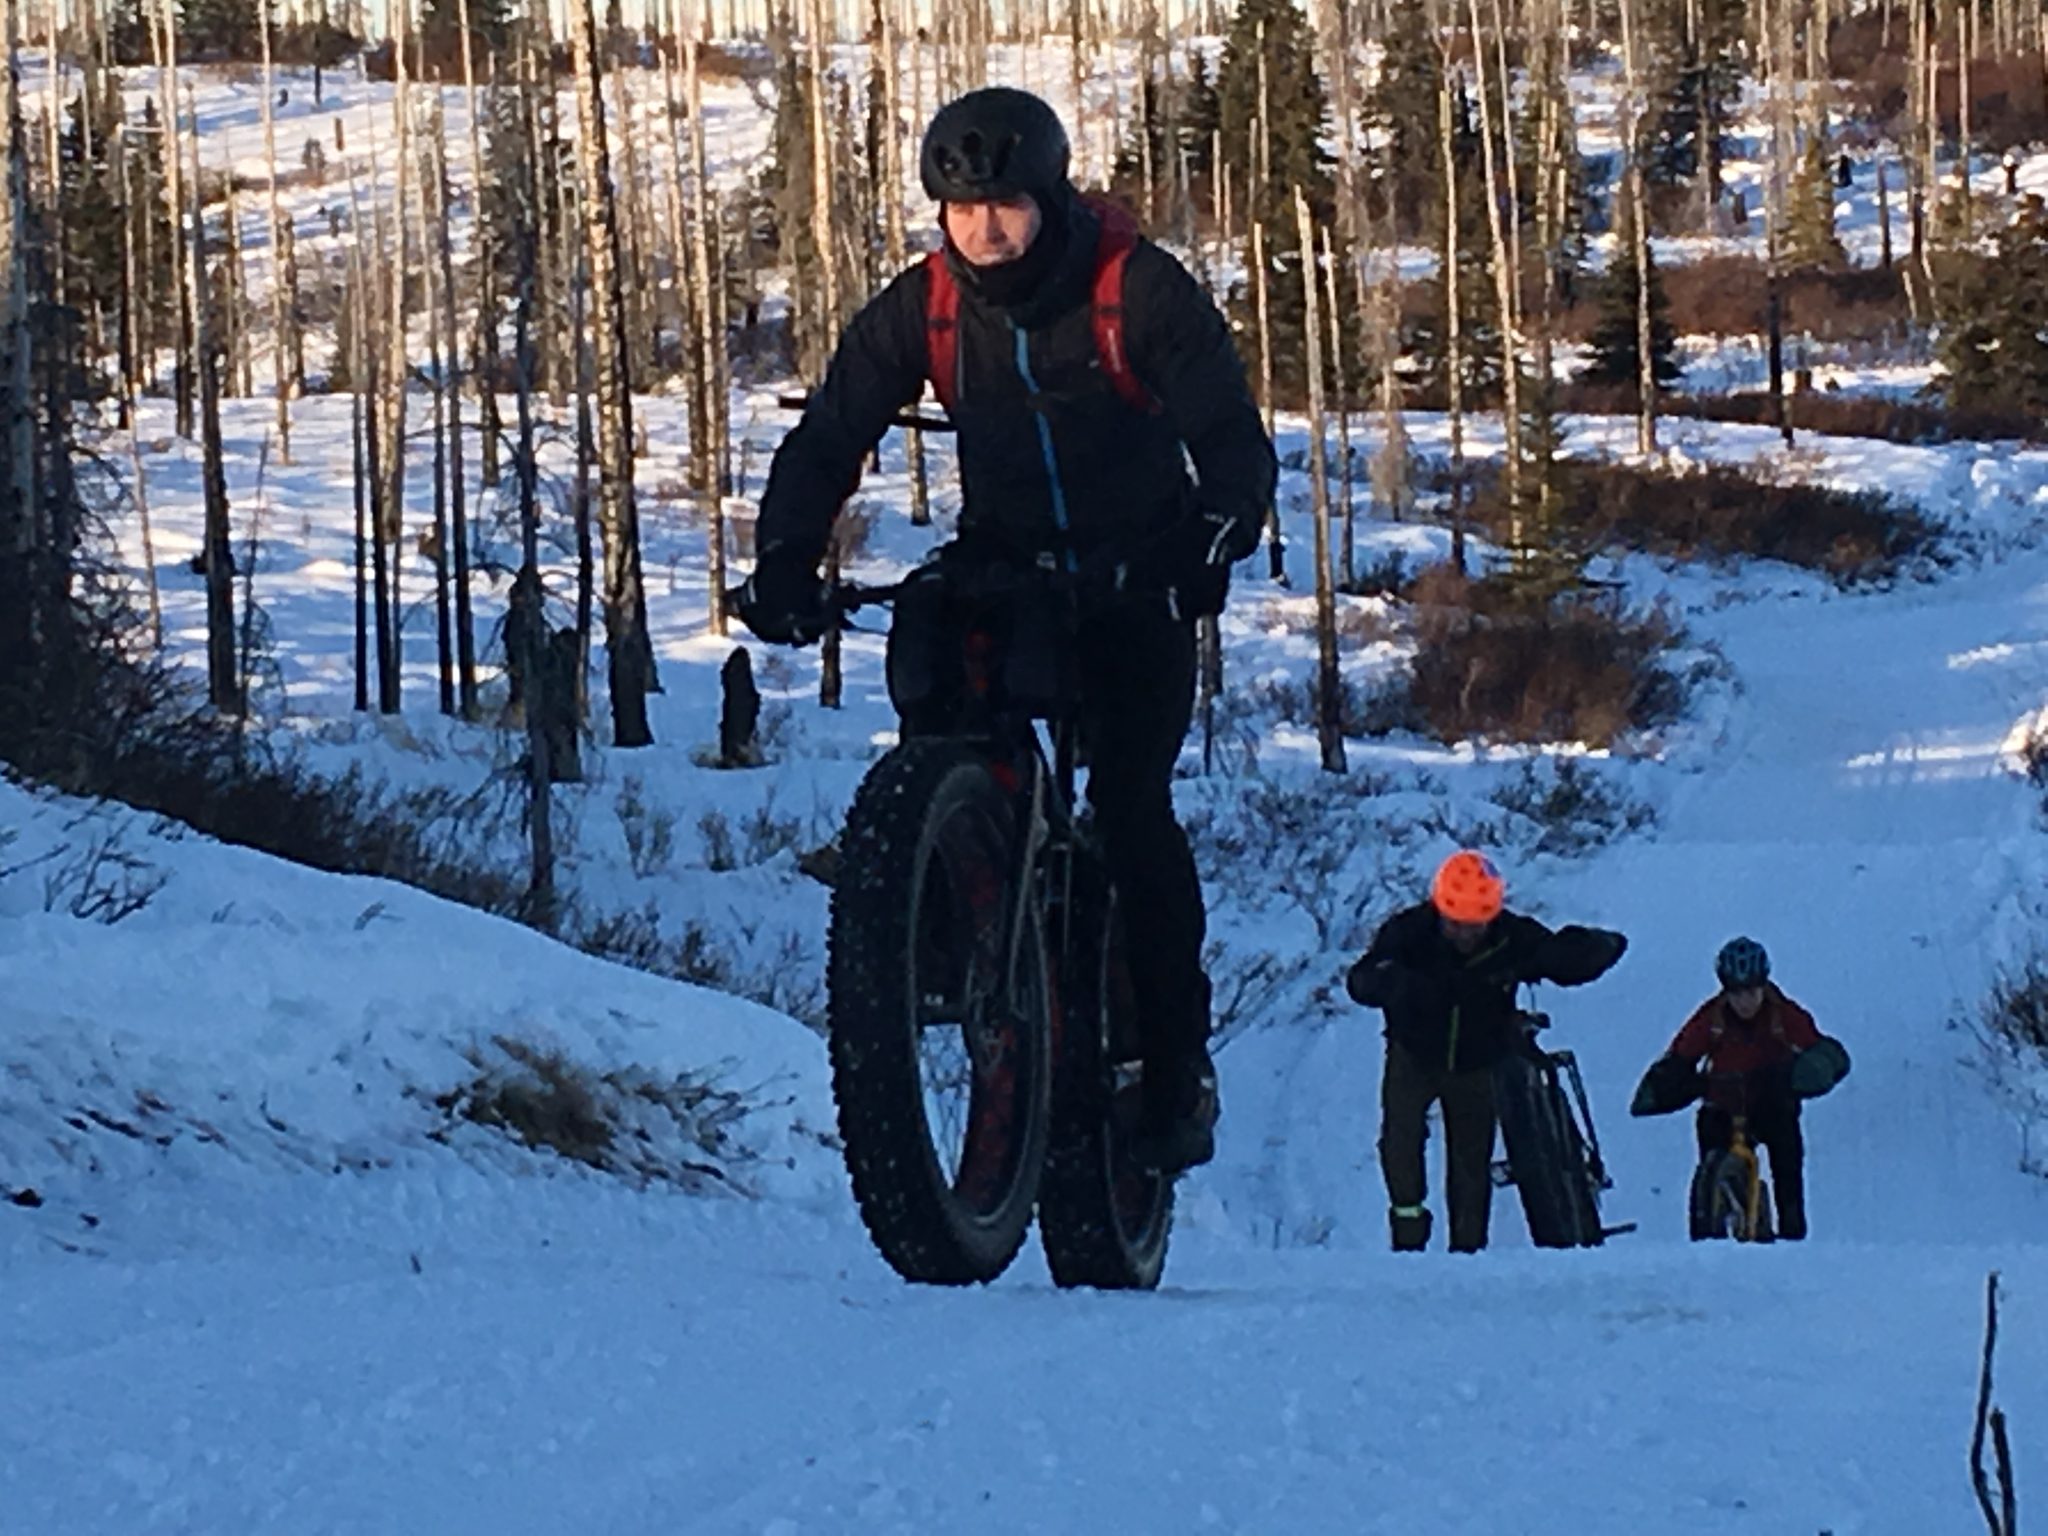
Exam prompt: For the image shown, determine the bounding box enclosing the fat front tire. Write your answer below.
[827,741,1052,1284]
[1494,1053,1603,1249]
[1037,879,1173,1291]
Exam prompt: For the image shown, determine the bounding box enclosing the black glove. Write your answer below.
[1541,926,1628,985]
[1347,958,1444,1015]
[1789,1037,1851,1098]
[1126,506,1258,618]
[736,547,830,646]
[1630,1054,1703,1116]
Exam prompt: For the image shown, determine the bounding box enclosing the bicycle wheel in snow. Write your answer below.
[827,741,1052,1284]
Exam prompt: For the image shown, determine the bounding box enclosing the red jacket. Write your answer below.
[1668,984,1823,1109]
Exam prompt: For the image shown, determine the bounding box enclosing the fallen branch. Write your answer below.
[1971,1270,2020,1536]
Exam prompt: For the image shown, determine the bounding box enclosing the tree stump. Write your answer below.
[719,646,762,768]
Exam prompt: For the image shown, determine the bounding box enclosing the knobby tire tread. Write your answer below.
[1494,1054,1603,1249]
[827,741,1050,1285]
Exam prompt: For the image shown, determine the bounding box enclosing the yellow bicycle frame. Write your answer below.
[1728,1115,1765,1239]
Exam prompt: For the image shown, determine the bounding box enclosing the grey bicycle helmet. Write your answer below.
[1714,936,1770,989]
[919,87,1071,204]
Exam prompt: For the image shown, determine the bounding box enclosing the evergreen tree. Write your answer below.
[179,0,264,60]
[1362,0,1441,239]
[1784,133,1845,268]
[1938,196,2048,418]
[421,0,509,70]
[1642,0,1745,199]
[1580,200,1680,394]
[1213,0,1332,234]
[1211,0,1335,401]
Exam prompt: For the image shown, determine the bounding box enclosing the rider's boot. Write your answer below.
[1130,1047,1218,1175]
[1389,1204,1432,1252]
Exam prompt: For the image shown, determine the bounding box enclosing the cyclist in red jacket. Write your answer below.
[1631,937,1850,1240]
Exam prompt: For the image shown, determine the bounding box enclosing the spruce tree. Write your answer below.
[1362,0,1441,239]
[421,0,509,69]
[1784,134,1844,269]
[1212,0,1335,400]
[179,0,264,60]
[1643,0,1745,199]
[1580,201,1680,395]
[1939,196,2048,418]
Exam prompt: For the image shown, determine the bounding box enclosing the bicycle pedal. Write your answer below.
[1490,1158,1516,1189]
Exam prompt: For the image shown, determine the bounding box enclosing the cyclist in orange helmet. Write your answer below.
[1347,850,1626,1253]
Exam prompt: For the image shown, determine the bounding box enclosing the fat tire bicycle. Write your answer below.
[817,578,1174,1289]
[1491,1008,1635,1249]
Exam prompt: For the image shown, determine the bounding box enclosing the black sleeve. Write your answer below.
[1123,242,1277,556]
[754,264,930,570]
[1346,906,1430,1007]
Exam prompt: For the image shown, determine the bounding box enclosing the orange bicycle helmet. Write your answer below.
[1431,850,1504,924]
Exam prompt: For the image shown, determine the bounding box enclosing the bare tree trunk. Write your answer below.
[1466,0,1522,535]
[152,0,192,438]
[458,0,501,486]
[1620,0,1656,455]
[1322,224,1353,588]
[260,0,292,459]
[1253,26,1283,582]
[431,97,478,717]
[0,0,33,635]
[1296,188,1346,774]
[573,0,656,746]
[686,36,729,627]
[1434,6,1466,573]
[195,194,242,715]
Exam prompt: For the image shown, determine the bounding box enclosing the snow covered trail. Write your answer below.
[5,1165,2043,1536]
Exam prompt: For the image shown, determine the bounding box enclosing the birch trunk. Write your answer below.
[1295,189,1345,774]
[260,0,292,459]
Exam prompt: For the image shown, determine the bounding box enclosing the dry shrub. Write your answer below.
[1540,460,1937,580]
[1832,16,2048,153]
[1643,389,2042,445]
[1635,257,1912,342]
[1407,567,1684,747]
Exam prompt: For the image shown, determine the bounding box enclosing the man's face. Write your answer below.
[1440,917,1490,954]
[1725,985,1765,1019]
[943,193,1043,267]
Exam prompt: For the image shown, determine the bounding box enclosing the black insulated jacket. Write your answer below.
[755,197,1277,584]
[1347,903,1628,1076]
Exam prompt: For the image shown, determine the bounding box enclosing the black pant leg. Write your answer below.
[1753,1098,1807,1238]
[1076,607,1206,1080]
[1695,1104,1735,1159]
[1441,1066,1499,1252]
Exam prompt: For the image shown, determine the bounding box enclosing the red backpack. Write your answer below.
[923,195,1159,417]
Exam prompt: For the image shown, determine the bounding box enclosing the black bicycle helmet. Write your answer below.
[1714,936,1770,989]
[919,87,1071,204]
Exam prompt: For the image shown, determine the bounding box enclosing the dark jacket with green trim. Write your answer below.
[1346,903,1627,1076]
[754,196,1276,590]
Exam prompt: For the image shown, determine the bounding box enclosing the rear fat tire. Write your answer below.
[1493,1053,1603,1249]
[1037,879,1173,1290]
[827,741,1053,1284]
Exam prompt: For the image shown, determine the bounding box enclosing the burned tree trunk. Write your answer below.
[572,0,656,747]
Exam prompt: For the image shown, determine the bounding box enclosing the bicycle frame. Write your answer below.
[1728,1116,1766,1237]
